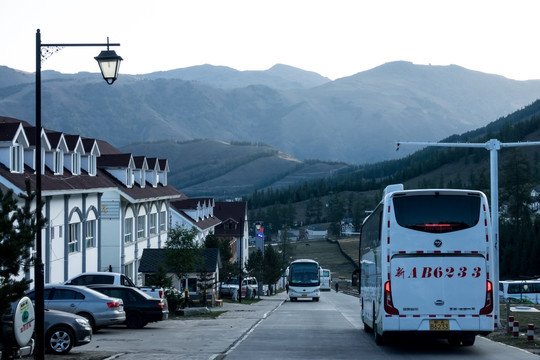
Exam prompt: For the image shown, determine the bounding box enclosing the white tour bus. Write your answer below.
[499,280,540,304]
[359,184,494,346]
[320,268,332,291]
[287,259,321,301]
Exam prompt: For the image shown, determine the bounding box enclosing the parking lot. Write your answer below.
[44,293,287,360]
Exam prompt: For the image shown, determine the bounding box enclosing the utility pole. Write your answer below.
[397,139,540,329]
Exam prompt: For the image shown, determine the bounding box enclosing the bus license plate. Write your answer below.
[429,319,449,331]
[301,294,307,297]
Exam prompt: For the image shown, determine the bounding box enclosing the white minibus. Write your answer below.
[320,268,332,291]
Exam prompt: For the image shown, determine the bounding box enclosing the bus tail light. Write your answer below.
[384,281,399,315]
[479,280,493,315]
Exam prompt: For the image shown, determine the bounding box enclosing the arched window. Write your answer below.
[68,211,82,253]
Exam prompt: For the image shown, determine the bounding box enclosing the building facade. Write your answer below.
[0,116,182,285]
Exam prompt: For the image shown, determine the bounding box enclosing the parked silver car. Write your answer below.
[26,284,126,331]
[44,309,92,354]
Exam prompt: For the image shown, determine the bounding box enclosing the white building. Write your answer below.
[0,116,183,285]
[305,225,328,240]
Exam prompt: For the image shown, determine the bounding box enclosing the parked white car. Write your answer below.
[220,277,258,299]
[64,272,164,299]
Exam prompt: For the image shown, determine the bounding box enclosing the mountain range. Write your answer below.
[2,61,540,166]
[2,61,540,197]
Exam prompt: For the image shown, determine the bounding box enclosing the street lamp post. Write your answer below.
[34,29,122,360]
[396,139,540,329]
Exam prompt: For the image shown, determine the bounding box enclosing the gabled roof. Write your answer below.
[146,158,160,171]
[213,201,247,238]
[81,138,100,156]
[171,198,214,210]
[0,122,30,149]
[158,159,169,172]
[63,134,85,154]
[22,126,50,149]
[98,153,135,169]
[133,156,148,170]
[138,248,221,274]
[0,122,23,142]
[170,198,221,231]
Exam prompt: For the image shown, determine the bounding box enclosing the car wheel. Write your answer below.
[46,326,74,354]
[78,312,98,332]
[126,312,144,329]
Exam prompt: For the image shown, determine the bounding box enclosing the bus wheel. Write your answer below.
[374,325,385,346]
[373,306,385,345]
[313,297,319,302]
[363,316,373,333]
[461,335,475,346]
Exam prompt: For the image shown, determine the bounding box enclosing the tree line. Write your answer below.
[246,101,540,280]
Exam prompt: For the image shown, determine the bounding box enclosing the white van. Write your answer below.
[320,269,332,291]
[499,280,540,304]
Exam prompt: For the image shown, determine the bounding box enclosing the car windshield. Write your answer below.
[226,278,239,285]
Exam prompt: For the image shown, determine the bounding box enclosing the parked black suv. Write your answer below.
[87,285,168,329]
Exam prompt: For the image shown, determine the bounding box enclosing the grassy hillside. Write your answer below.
[120,139,352,198]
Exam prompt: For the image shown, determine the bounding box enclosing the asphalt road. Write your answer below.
[45,290,540,360]
[225,291,540,360]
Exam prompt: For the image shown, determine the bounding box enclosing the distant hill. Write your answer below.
[140,64,330,89]
[2,61,540,167]
[120,139,352,197]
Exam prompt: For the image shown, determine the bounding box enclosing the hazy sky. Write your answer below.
[1,0,540,80]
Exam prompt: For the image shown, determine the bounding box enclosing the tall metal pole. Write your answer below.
[488,139,500,328]
[34,28,45,360]
[397,139,540,329]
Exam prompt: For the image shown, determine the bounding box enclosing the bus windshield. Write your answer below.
[393,194,480,233]
[290,263,320,287]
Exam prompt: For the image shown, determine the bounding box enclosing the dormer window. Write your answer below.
[54,150,64,175]
[225,221,237,230]
[10,143,23,173]
[88,154,96,176]
[140,169,146,188]
[72,153,81,175]
[126,168,133,187]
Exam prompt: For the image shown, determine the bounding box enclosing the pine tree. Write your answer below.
[0,180,43,315]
